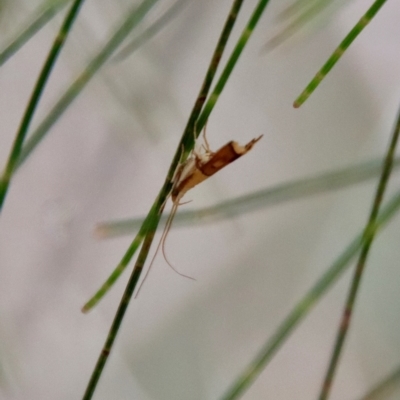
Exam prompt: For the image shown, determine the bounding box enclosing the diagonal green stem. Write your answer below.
[15,0,162,170]
[317,109,400,400]
[293,0,387,108]
[263,0,331,52]
[0,0,71,67]
[219,187,400,400]
[82,203,155,313]
[357,364,400,400]
[196,0,272,131]
[82,217,159,400]
[82,2,247,398]
[96,156,400,238]
[0,0,86,212]
[178,0,246,158]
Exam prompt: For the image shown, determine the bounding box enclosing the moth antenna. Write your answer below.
[178,199,192,206]
[162,202,196,281]
[202,119,211,153]
[135,203,172,298]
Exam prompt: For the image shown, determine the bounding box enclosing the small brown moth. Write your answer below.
[171,135,263,204]
[135,134,263,296]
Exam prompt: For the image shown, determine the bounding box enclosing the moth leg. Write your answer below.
[170,144,187,194]
[202,119,211,153]
[193,120,210,158]
[135,201,195,298]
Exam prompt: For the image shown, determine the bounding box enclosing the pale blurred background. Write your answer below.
[0,0,400,399]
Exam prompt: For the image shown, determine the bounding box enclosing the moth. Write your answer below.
[135,134,263,295]
[171,135,263,204]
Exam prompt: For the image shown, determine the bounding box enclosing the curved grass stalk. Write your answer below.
[317,108,400,400]
[0,0,70,67]
[82,205,154,313]
[96,155,400,238]
[82,226,147,313]
[82,2,248,397]
[357,364,400,400]
[219,187,400,400]
[294,0,388,108]
[15,0,161,170]
[0,0,86,212]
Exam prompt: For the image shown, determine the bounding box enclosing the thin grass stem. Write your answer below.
[293,0,387,108]
[263,0,329,52]
[0,0,86,212]
[82,2,247,397]
[357,364,400,400]
[219,187,400,400]
[317,108,400,400]
[96,156,400,238]
[0,0,70,67]
[277,0,322,20]
[15,0,161,170]
[82,223,147,313]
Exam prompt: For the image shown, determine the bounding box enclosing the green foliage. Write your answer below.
[0,0,398,399]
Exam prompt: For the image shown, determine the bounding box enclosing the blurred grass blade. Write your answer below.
[82,2,248,397]
[357,365,400,400]
[263,0,335,52]
[0,0,86,212]
[96,156,400,238]
[0,0,70,67]
[219,188,400,400]
[15,0,162,170]
[317,108,400,400]
[196,0,272,131]
[113,0,189,63]
[278,0,324,19]
[294,0,387,108]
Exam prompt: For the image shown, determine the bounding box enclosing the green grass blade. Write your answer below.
[357,364,400,400]
[263,0,332,52]
[294,0,387,108]
[197,0,272,131]
[82,2,248,397]
[278,0,323,19]
[0,0,86,212]
[219,187,400,400]
[15,0,162,170]
[317,109,400,400]
[82,204,157,313]
[0,0,70,67]
[82,226,147,313]
[96,156,400,238]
